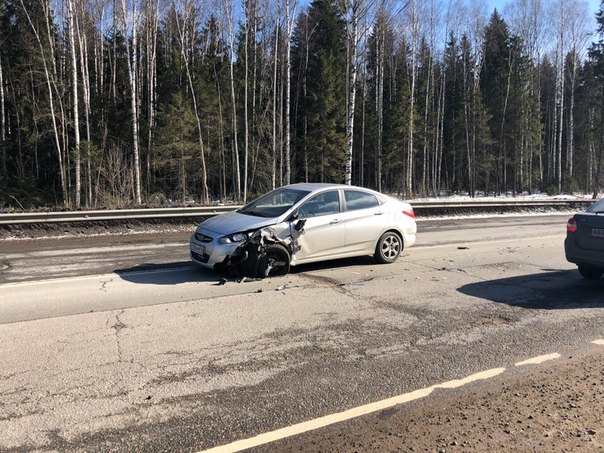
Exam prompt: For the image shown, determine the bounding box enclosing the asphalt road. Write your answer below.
[1,213,603,452]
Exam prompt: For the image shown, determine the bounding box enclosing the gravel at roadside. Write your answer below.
[265,348,604,452]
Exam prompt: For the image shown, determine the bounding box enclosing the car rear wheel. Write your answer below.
[258,244,291,278]
[578,265,603,280]
[375,231,402,264]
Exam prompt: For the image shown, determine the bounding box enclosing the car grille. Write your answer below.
[195,232,213,243]
[191,251,210,263]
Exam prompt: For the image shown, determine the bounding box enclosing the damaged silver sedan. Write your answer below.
[190,183,417,278]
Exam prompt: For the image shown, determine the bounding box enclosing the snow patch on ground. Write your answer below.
[407,193,595,203]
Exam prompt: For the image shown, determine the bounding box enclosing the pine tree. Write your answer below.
[298,0,346,183]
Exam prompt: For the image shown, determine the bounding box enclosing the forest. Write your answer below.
[0,0,603,209]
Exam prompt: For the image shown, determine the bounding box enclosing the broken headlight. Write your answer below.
[218,233,248,244]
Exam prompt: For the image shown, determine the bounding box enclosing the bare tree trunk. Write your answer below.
[556,0,565,194]
[146,0,160,194]
[243,0,251,201]
[376,15,384,192]
[463,44,472,196]
[76,1,93,206]
[175,2,209,204]
[0,56,6,181]
[284,0,297,185]
[344,0,359,186]
[272,3,280,190]
[499,45,514,194]
[406,0,417,196]
[225,1,241,199]
[20,0,67,206]
[121,0,142,204]
[213,62,227,200]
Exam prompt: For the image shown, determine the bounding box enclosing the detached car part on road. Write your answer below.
[190,183,417,278]
[565,198,604,279]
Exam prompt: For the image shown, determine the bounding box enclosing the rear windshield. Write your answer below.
[237,188,310,218]
[587,199,604,213]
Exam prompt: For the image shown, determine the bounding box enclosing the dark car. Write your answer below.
[565,199,604,279]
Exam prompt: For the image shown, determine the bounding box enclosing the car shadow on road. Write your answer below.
[115,262,220,285]
[457,269,604,309]
[291,255,377,274]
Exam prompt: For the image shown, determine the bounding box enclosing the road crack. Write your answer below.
[99,278,113,292]
[111,310,127,362]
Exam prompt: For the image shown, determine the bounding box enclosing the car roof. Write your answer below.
[282,183,368,193]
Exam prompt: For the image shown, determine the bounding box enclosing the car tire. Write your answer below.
[578,265,603,280]
[258,244,291,278]
[374,231,403,264]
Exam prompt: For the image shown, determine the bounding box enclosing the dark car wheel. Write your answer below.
[258,244,291,278]
[374,231,403,264]
[578,265,604,280]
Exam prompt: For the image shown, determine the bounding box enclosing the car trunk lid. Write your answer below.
[575,212,604,251]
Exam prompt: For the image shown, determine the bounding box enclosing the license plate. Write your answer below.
[592,228,604,238]
[191,243,205,254]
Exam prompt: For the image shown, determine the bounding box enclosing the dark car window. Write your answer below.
[344,190,379,211]
[587,199,604,213]
[298,191,340,218]
[238,188,310,218]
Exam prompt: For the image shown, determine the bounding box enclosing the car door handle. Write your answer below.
[374,211,384,215]
[330,219,340,224]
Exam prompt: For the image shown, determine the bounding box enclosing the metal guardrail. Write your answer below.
[0,206,238,225]
[0,199,594,225]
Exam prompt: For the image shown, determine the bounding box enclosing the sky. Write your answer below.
[488,0,602,26]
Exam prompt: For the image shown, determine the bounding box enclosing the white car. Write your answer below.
[190,183,416,277]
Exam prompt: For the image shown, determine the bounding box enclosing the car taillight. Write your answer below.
[567,216,577,233]
[403,209,415,219]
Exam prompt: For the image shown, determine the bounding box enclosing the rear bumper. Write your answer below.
[564,235,604,269]
[404,232,416,248]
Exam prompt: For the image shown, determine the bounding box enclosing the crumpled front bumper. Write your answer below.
[190,228,239,269]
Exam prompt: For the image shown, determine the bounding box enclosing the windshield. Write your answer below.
[587,199,604,213]
[238,188,310,218]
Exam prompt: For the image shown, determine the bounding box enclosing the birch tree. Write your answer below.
[67,0,82,207]
[174,0,210,204]
[120,0,142,204]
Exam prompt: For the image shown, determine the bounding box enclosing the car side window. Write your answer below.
[344,190,379,211]
[298,191,340,218]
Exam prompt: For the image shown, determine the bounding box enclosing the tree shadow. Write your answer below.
[115,261,220,285]
[457,269,604,310]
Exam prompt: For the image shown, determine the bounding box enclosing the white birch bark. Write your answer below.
[20,0,67,206]
[555,0,564,194]
[224,0,241,199]
[344,0,359,186]
[244,0,250,201]
[406,0,417,195]
[120,0,142,204]
[0,56,6,180]
[272,1,280,190]
[284,0,297,185]
[174,1,209,204]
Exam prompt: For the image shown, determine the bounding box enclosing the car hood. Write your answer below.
[198,211,279,235]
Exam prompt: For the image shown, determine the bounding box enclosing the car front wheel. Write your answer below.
[258,244,291,278]
[375,231,403,264]
[578,265,604,280]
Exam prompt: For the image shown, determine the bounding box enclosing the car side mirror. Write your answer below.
[288,211,299,222]
[294,219,306,231]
